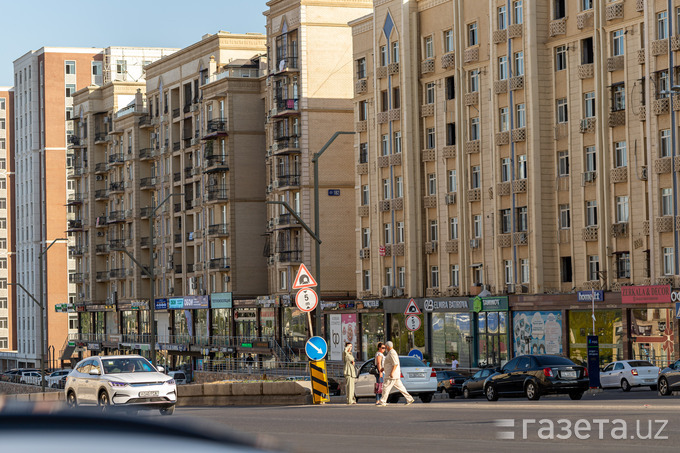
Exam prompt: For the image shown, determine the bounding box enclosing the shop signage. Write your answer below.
[155,298,168,310]
[76,305,86,313]
[158,343,188,352]
[577,291,604,302]
[131,300,148,310]
[184,295,209,309]
[211,292,233,309]
[621,285,671,304]
[473,296,509,312]
[676,302,680,319]
[360,300,381,309]
[87,343,100,351]
[168,298,184,309]
[379,246,386,256]
[424,299,470,312]
[587,335,601,388]
[671,291,680,302]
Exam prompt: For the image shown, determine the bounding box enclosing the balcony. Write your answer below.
[654,157,672,174]
[95,244,109,255]
[94,132,108,143]
[274,56,299,73]
[94,162,108,174]
[578,64,594,80]
[138,114,152,128]
[605,2,624,21]
[205,187,229,203]
[577,10,594,29]
[355,78,368,95]
[205,154,229,172]
[207,223,230,237]
[608,110,626,127]
[277,251,302,264]
[656,216,674,233]
[549,18,566,37]
[140,176,157,189]
[274,175,300,189]
[108,238,126,250]
[273,136,301,155]
[69,245,87,256]
[69,273,86,284]
[139,148,156,160]
[441,52,455,69]
[607,55,624,72]
[208,257,231,270]
[272,99,299,117]
[107,211,126,224]
[140,237,151,248]
[140,207,154,218]
[108,153,125,165]
[579,118,596,134]
[610,167,628,183]
[109,268,126,279]
[67,193,84,205]
[204,118,228,138]
[96,271,109,282]
[512,179,527,194]
[67,219,83,231]
[94,189,109,201]
[109,181,125,193]
[421,58,435,75]
[464,46,479,63]
[582,226,599,242]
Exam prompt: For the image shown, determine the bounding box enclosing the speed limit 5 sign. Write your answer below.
[295,288,319,312]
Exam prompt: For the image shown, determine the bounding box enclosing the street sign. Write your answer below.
[309,359,330,404]
[405,315,421,331]
[587,335,600,388]
[305,336,328,361]
[292,263,317,290]
[379,246,386,257]
[404,299,422,315]
[295,288,318,312]
[408,349,424,361]
[676,302,680,318]
[327,189,340,196]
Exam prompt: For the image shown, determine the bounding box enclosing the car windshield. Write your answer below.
[628,361,654,368]
[101,357,156,374]
[399,357,425,368]
[535,356,575,366]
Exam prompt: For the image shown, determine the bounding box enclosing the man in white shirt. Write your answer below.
[451,355,459,370]
[377,341,415,406]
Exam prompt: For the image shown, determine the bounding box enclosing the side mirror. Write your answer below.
[157,366,165,373]
[89,368,101,376]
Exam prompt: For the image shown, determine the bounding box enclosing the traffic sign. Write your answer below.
[296,288,319,312]
[306,336,328,360]
[676,302,680,318]
[408,349,424,361]
[404,299,422,315]
[405,315,421,331]
[292,263,317,289]
[309,359,330,404]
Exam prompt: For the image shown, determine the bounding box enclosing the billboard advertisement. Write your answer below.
[513,311,563,356]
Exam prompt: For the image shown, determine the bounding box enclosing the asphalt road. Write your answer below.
[166,389,680,453]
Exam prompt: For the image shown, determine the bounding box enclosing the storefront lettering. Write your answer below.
[671,291,680,302]
[424,299,470,311]
[622,285,671,304]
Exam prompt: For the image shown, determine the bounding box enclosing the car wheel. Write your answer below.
[569,391,584,400]
[66,391,78,409]
[485,385,499,402]
[650,385,658,392]
[159,406,175,416]
[420,393,434,403]
[525,382,541,401]
[387,393,401,404]
[98,390,111,412]
[463,387,470,399]
[621,379,631,392]
[659,377,671,396]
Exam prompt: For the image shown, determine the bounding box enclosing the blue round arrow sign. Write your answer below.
[305,336,328,361]
[408,349,424,361]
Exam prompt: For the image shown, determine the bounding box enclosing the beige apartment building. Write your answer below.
[0,87,15,368]
[347,0,680,368]
[70,33,268,367]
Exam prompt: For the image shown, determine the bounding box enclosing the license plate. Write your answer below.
[409,372,425,378]
[561,371,577,379]
[139,391,159,397]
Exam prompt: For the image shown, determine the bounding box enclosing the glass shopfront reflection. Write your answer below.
[283,307,307,350]
[630,308,675,368]
[390,314,425,355]
[431,313,471,367]
[235,308,257,338]
[477,312,508,368]
[260,308,276,338]
[568,309,622,366]
[121,311,138,342]
[361,313,385,361]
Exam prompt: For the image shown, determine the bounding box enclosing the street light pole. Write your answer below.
[9,282,43,392]
[312,131,354,336]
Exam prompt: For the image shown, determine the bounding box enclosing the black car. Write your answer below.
[658,359,680,395]
[436,370,466,398]
[484,355,589,401]
[462,368,494,398]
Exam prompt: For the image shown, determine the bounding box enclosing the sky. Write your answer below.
[0,0,269,85]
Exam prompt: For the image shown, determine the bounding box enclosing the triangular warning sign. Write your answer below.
[292,263,317,290]
[404,299,421,315]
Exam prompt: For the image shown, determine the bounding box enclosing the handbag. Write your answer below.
[374,382,383,394]
[369,364,379,377]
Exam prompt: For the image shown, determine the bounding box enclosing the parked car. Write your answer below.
[354,356,437,403]
[1,369,21,382]
[483,355,589,401]
[436,370,466,398]
[65,355,176,415]
[462,368,495,399]
[167,370,187,385]
[658,359,680,395]
[20,371,42,385]
[46,369,72,388]
[600,360,659,391]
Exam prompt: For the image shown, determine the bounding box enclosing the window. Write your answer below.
[501,158,512,182]
[516,206,528,232]
[395,176,403,197]
[471,166,481,189]
[617,253,630,279]
[430,220,438,242]
[555,45,567,71]
[381,90,389,112]
[426,127,435,149]
[393,87,400,109]
[514,51,524,76]
[520,259,530,283]
[382,179,390,199]
[498,6,507,30]
[556,98,568,123]
[450,217,459,240]
[558,151,569,176]
[428,173,437,195]
[0,98,4,110]
[65,84,76,97]
[65,60,75,75]
[451,265,459,287]
[357,58,366,79]
[0,318,6,329]
[585,146,596,172]
[116,60,127,74]
[616,196,629,223]
[513,0,523,24]
[362,228,370,248]
[380,46,388,66]
[588,256,600,281]
[424,36,434,58]
[660,130,672,157]
[517,155,527,179]
[392,42,399,63]
[473,215,482,238]
[662,188,673,216]
[279,270,287,290]
[0,139,4,150]
[515,103,526,128]
[358,100,368,121]
[504,260,513,284]
[398,267,406,288]
[444,30,454,53]
[586,200,598,226]
[581,37,594,64]
[582,0,592,11]
[359,143,368,164]
[554,0,566,19]
[381,134,389,156]
[658,70,670,98]
[499,107,510,132]
[561,257,573,282]
[66,106,73,120]
[469,69,479,93]
[446,122,456,146]
[612,84,625,111]
[663,247,674,275]
[363,270,371,290]
[500,209,512,233]
[384,223,392,244]
[425,82,435,104]
[584,92,595,118]
[361,185,369,205]
[658,11,669,40]
[498,56,508,80]
[473,266,484,285]
[468,22,478,46]
[559,204,570,229]
[385,268,393,287]
[394,132,402,154]
[470,117,480,140]
[430,266,439,288]
[612,30,624,56]
[397,221,404,243]
[614,141,627,167]
[446,76,455,100]
[448,170,457,192]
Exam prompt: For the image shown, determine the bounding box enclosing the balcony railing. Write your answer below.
[274,98,299,114]
[275,174,300,188]
[206,154,229,169]
[277,251,302,263]
[109,268,127,279]
[208,257,231,270]
[95,162,108,173]
[108,238,126,249]
[109,181,125,192]
[207,224,230,236]
[206,119,228,134]
[108,153,125,164]
[206,187,229,202]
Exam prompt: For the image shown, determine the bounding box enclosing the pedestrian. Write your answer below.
[374,342,386,403]
[378,341,414,406]
[451,354,459,371]
[245,353,255,373]
[343,342,357,404]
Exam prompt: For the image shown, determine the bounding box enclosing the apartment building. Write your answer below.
[346,0,680,368]
[70,33,267,368]
[0,87,15,369]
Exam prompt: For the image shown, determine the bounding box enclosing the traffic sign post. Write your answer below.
[405,315,421,331]
[404,299,422,315]
[305,336,328,361]
[296,288,318,312]
[408,349,424,361]
[292,263,317,290]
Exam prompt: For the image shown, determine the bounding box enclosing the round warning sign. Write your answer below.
[296,288,319,312]
[405,315,421,331]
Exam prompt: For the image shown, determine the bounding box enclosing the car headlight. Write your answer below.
[166,379,175,385]
[108,381,128,388]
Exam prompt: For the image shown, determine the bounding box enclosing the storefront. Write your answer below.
[383,299,425,359]
[426,298,472,367]
[472,296,509,368]
[324,300,384,362]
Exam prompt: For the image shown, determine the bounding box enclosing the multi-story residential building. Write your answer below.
[0,87,15,369]
[263,0,373,347]
[8,46,174,370]
[347,0,680,368]
[70,33,267,369]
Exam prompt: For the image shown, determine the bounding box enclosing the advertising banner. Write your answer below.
[211,292,233,309]
[341,314,358,357]
[622,285,671,304]
[329,314,342,361]
[183,295,209,309]
[169,298,184,309]
[513,311,563,356]
[154,298,168,310]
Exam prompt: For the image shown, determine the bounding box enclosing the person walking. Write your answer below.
[378,341,414,406]
[343,342,357,404]
[245,353,255,373]
[374,342,385,403]
[451,354,459,371]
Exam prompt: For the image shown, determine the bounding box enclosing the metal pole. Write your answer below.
[9,282,44,392]
[312,131,354,337]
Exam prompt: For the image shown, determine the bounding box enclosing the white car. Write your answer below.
[167,370,187,385]
[65,355,177,415]
[46,369,72,388]
[355,356,437,403]
[600,360,660,391]
[20,371,42,385]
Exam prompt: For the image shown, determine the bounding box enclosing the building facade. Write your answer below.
[0,87,15,368]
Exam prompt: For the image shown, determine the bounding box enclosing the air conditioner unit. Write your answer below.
[150,132,156,140]
[266,185,273,194]
[506,284,515,294]
[224,276,230,283]
[382,286,393,297]
[359,249,366,259]
[273,180,280,188]
[274,218,280,225]
[104,117,109,124]
[640,166,648,180]
[95,175,103,181]
[208,178,217,186]
[394,288,404,297]
[270,108,278,116]
[470,239,479,248]
[97,231,105,237]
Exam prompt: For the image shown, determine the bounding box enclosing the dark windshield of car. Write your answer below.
[628,361,654,368]
[399,357,426,368]
[535,356,576,366]
[101,357,156,374]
